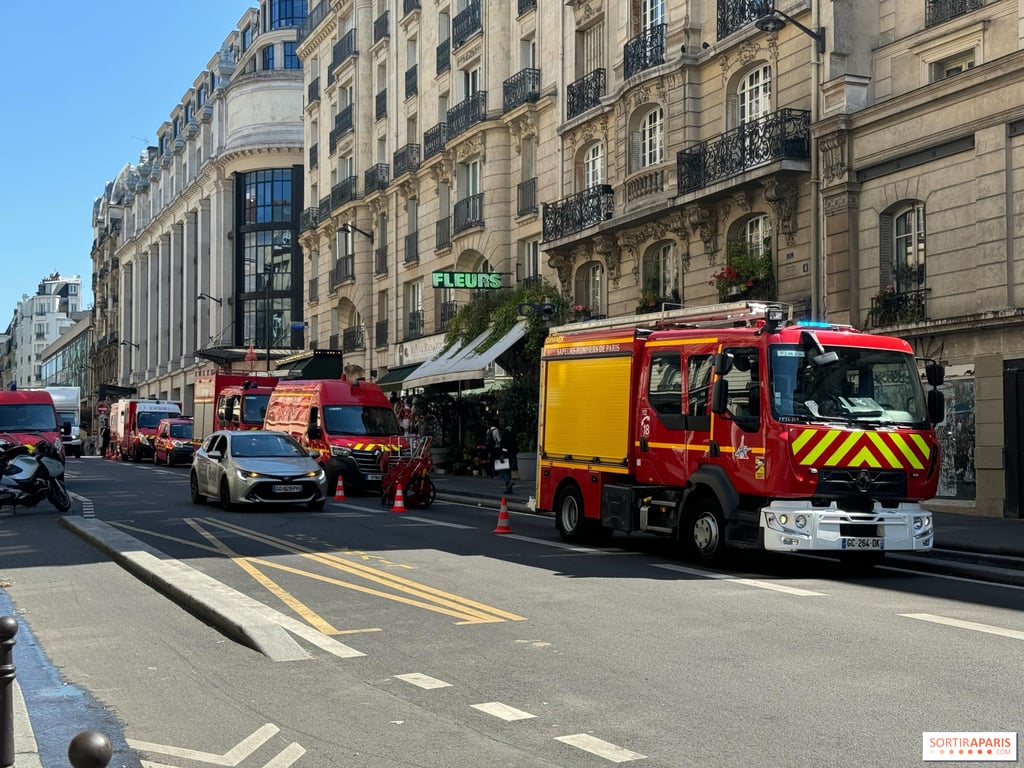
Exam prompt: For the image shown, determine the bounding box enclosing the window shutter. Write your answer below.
[726,94,739,131]
[631,0,642,35]
[929,62,943,83]
[630,131,642,173]
[879,215,894,290]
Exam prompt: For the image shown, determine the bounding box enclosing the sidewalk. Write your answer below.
[431,472,1024,559]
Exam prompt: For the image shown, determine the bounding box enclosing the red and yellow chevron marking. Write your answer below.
[790,428,931,470]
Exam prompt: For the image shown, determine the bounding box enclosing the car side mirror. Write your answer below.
[62,422,72,436]
[207,450,223,460]
[307,425,322,440]
[308,449,320,459]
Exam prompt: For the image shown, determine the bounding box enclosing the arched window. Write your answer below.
[582,142,604,190]
[639,107,664,169]
[744,214,771,258]
[893,204,926,291]
[642,243,678,306]
[737,65,771,126]
[574,261,605,317]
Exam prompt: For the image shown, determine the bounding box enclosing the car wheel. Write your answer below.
[189,472,206,505]
[554,486,587,543]
[220,477,237,512]
[679,498,726,563]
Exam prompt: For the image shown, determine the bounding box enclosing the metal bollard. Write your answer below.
[68,731,112,768]
[1,616,17,768]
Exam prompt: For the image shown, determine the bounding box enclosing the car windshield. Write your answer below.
[0,404,58,431]
[230,433,306,458]
[57,410,80,427]
[769,344,929,426]
[138,411,179,429]
[169,424,192,438]
[323,405,400,436]
[241,393,270,425]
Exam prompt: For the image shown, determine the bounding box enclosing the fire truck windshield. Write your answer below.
[769,344,929,427]
[323,405,401,437]
[241,393,271,424]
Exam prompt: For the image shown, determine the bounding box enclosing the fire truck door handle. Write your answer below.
[639,436,649,452]
[708,441,721,457]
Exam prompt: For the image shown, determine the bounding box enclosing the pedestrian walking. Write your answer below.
[486,419,513,495]
[100,424,111,457]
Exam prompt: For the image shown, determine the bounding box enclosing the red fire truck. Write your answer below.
[109,398,183,462]
[192,371,279,441]
[537,301,945,566]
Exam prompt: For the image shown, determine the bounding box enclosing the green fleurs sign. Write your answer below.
[431,271,504,289]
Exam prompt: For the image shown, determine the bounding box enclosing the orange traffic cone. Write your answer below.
[333,476,346,501]
[493,497,512,534]
[391,483,407,513]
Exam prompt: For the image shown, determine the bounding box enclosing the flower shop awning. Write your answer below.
[403,321,528,389]
[374,364,423,391]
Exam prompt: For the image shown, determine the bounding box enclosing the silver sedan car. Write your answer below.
[190,430,328,511]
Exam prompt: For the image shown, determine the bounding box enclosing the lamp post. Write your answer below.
[756,2,824,318]
[264,262,274,373]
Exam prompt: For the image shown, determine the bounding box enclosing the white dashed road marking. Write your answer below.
[394,673,452,689]
[900,613,1024,641]
[471,702,537,721]
[555,734,646,762]
[652,563,826,595]
[399,516,475,529]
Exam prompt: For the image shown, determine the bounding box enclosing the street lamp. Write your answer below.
[196,293,222,304]
[263,262,274,372]
[120,341,139,349]
[337,222,374,243]
[755,6,825,53]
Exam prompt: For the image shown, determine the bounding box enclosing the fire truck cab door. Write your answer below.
[710,346,767,496]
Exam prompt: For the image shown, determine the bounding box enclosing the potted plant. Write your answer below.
[710,241,775,301]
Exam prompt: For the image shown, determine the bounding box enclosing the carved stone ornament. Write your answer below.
[626,85,650,113]
[593,234,621,286]
[367,197,385,219]
[428,154,454,187]
[569,117,608,156]
[819,132,847,183]
[686,205,719,263]
[823,192,859,216]
[397,178,419,202]
[453,133,485,163]
[566,0,601,28]
[547,247,578,292]
[507,113,537,154]
[732,191,751,214]
[762,179,799,246]
[736,39,761,67]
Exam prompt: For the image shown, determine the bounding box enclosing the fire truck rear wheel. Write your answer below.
[555,487,586,543]
[681,500,725,562]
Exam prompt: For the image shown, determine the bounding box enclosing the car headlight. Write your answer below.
[913,515,933,533]
[330,445,352,458]
[236,469,270,481]
[304,468,326,479]
[795,514,808,529]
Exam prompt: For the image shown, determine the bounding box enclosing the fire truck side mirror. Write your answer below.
[928,389,945,425]
[711,378,729,414]
[714,352,734,376]
[925,361,945,387]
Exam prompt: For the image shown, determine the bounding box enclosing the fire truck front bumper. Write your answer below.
[760,501,934,553]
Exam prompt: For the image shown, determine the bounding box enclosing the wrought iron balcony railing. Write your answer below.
[329,255,355,290]
[394,144,421,177]
[624,24,666,79]
[517,177,537,216]
[332,29,357,70]
[517,0,537,14]
[436,38,450,75]
[447,91,487,140]
[300,207,319,232]
[439,300,458,331]
[375,88,387,120]
[375,319,389,348]
[453,193,485,233]
[307,77,320,104]
[365,163,389,194]
[309,143,318,169]
[542,184,614,242]
[298,0,331,44]
[404,232,419,263]
[405,65,418,98]
[452,0,482,49]
[343,326,365,352]
[424,122,447,159]
[406,310,424,340]
[375,245,388,275]
[335,105,354,133]
[330,176,357,210]
[403,0,421,17]
[318,194,332,221]
[676,108,810,194]
[503,68,540,113]
[329,333,340,349]
[717,0,770,40]
[868,288,929,327]
[436,217,451,249]
[567,68,605,119]
[373,11,389,43]
[926,0,984,26]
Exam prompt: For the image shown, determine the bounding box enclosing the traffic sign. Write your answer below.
[96,403,109,415]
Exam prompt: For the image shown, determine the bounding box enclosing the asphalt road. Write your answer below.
[1,457,1022,767]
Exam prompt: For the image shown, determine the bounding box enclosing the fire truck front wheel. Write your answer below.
[680,500,726,563]
[554,487,586,543]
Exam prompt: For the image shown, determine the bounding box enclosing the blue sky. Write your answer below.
[0,1,257,327]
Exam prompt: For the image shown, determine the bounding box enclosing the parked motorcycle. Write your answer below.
[0,433,72,513]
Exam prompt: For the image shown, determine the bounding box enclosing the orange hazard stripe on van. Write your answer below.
[350,442,404,452]
[790,429,930,470]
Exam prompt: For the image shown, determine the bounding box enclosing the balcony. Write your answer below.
[373,11,390,43]
[624,24,666,80]
[308,277,319,302]
[406,310,425,340]
[307,76,320,104]
[453,193,484,234]
[452,0,482,49]
[375,246,388,275]
[517,177,537,216]
[502,68,540,113]
[542,184,614,242]
[518,0,537,14]
[393,143,421,177]
[300,207,319,232]
[375,319,389,348]
[403,0,421,17]
[329,105,354,152]
[332,29,357,71]
[436,217,452,249]
[676,109,810,194]
[567,69,605,119]
[424,122,448,159]
[330,176,357,210]
[343,326,365,352]
[329,333,340,350]
[717,0,769,40]
[405,65,418,98]
[329,255,356,290]
[298,1,332,45]
[365,164,389,194]
[318,194,332,221]
[868,288,928,328]
[405,232,419,263]
[926,0,984,26]
[309,143,318,169]
[436,38,450,75]
[375,88,387,120]
[439,300,458,331]
[447,91,487,140]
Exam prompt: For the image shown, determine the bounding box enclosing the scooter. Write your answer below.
[0,434,72,513]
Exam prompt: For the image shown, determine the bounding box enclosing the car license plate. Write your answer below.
[366,474,382,481]
[274,484,301,493]
[842,537,883,550]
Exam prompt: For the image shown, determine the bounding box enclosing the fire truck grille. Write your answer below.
[815,468,907,499]
[353,450,387,477]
